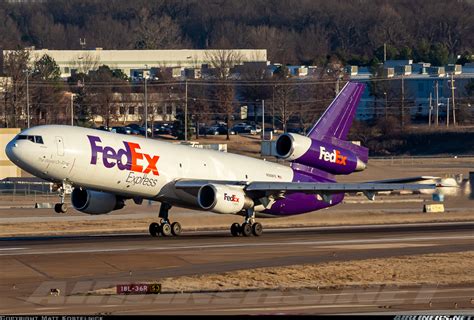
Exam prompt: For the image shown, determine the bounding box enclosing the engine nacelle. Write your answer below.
[71,188,124,215]
[275,133,366,175]
[197,184,253,214]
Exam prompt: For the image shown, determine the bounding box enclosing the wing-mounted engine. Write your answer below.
[71,188,124,215]
[197,183,254,214]
[275,133,366,175]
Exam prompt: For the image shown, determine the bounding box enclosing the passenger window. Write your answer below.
[35,136,44,144]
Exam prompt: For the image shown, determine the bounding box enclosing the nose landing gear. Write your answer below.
[149,203,182,237]
[230,208,263,237]
[53,181,71,213]
[54,203,67,213]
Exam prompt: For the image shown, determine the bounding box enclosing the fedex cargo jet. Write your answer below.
[5,82,435,237]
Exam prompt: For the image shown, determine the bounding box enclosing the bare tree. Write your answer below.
[84,65,129,128]
[273,66,297,132]
[3,50,30,128]
[70,53,100,75]
[205,50,243,79]
[205,50,243,140]
[134,9,189,49]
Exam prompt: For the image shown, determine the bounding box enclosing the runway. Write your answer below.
[0,222,473,314]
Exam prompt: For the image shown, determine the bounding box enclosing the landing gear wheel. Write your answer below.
[171,222,182,236]
[161,223,172,236]
[241,223,252,237]
[230,223,241,237]
[54,203,67,213]
[149,222,160,237]
[252,222,263,236]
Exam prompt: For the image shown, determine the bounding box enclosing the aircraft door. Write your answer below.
[55,136,64,156]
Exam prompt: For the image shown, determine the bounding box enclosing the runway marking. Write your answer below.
[263,287,474,298]
[2,221,473,239]
[0,234,472,256]
[0,247,26,251]
[219,304,376,312]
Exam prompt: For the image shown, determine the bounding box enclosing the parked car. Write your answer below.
[249,125,262,135]
[198,126,209,135]
[127,123,144,135]
[232,124,253,134]
[287,127,305,134]
[208,125,234,135]
[251,125,262,134]
[111,126,130,134]
[154,125,172,135]
[97,125,111,132]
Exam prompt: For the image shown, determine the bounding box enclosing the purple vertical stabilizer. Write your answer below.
[307,82,366,142]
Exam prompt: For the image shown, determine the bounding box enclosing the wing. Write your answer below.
[245,181,435,201]
[174,179,436,202]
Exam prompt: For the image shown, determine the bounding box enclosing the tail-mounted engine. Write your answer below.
[275,133,366,175]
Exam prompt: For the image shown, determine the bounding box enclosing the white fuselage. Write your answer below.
[7,125,294,207]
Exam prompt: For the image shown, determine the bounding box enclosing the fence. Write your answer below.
[370,155,474,166]
[0,180,58,204]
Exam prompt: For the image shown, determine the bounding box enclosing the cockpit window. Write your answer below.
[17,135,44,144]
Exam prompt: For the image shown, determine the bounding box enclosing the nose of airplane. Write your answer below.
[5,138,21,165]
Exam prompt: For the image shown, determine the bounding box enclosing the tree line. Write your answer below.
[1,0,473,67]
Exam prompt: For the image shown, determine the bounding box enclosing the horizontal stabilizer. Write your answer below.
[365,176,440,184]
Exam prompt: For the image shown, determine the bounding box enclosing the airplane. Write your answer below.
[5,82,436,238]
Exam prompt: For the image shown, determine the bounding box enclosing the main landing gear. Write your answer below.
[54,181,68,213]
[230,208,263,237]
[149,203,182,237]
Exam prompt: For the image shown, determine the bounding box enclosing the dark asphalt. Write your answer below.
[0,222,473,315]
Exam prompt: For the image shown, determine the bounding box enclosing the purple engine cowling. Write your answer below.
[275,133,366,175]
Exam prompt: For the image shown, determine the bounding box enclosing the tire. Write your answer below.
[252,222,263,236]
[241,223,252,237]
[59,203,67,213]
[230,223,240,236]
[171,222,182,236]
[161,223,172,236]
[149,222,160,237]
[54,203,67,213]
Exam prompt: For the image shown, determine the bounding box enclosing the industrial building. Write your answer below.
[2,48,268,79]
[347,61,474,121]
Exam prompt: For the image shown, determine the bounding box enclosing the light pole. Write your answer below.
[70,93,75,126]
[428,92,432,127]
[261,99,265,141]
[23,69,32,128]
[383,91,387,120]
[435,81,439,126]
[144,65,149,139]
[450,73,456,126]
[185,80,188,141]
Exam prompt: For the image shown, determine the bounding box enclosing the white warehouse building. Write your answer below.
[4,48,268,79]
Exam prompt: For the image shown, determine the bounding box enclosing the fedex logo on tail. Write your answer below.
[88,135,159,176]
[319,146,347,165]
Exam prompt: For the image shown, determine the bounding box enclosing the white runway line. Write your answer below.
[0,234,473,256]
[0,247,26,251]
